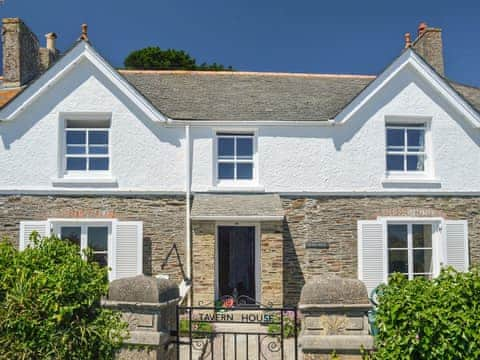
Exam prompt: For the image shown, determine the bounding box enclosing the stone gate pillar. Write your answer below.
[103,275,180,360]
[299,275,374,359]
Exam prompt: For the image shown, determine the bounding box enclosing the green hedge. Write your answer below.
[367,267,480,359]
[0,233,127,359]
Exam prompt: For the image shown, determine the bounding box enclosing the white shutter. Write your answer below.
[358,220,385,295]
[19,221,49,250]
[445,220,469,272]
[113,221,143,280]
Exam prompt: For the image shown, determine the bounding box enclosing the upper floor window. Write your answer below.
[386,123,426,172]
[65,119,110,174]
[217,132,254,181]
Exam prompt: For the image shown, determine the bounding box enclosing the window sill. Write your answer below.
[52,177,118,187]
[381,177,441,187]
[208,185,265,193]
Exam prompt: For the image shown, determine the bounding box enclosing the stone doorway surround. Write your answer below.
[190,194,285,307]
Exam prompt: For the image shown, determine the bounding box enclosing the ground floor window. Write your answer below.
[387,223,433,280]
[58,224,109,267]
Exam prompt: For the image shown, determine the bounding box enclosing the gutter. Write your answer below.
[166,118,337,127]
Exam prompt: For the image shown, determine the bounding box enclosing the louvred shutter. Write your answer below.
[358,220,385,295]
[113,221,143,280]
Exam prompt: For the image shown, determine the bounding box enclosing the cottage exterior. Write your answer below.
[0,18,478,306]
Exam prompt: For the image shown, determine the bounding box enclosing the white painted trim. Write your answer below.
[0,41,167,123]
[334,49,480,127]
[51,177,118,186]
[185,125,192,289]
[214,223,261,303]
[191,215,284,221]
[4,189,480,196]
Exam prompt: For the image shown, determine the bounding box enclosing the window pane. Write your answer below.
[92,253,108,267]
[388,249,408,274]
[66,157,87,170]
[218,163,234,179]
[218,137,234,158]
[89,146,108,154]
[407,155,424,171]
[237,137,253,159]
[407,129,425,151]
[67,146,86,154]
[414,249,432,273]
[237,163,253,179]
[387,155,404,171]
[87,227,108,251]
[61,226,81,248]
[413,224,432,248]
[387,129,404,149]
[388,224,408,248]
[89,158,109,171]
[66,131,86,145]
[89,131,108,145]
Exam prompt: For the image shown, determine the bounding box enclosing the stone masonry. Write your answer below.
[282,196,480,306]
[191,221,283,307]
[0,195,186,283]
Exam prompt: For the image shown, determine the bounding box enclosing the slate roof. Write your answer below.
[191,193,284,219]
[120,70,375,121]
[119,70,480,122]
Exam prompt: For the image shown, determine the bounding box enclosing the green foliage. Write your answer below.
[179,319,213,338]
[366,267,480,360]
[267,311,299,338]
[124,46,233,71]
[0,233,127,360]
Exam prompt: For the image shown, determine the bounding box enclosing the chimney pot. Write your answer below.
[45,32,57,51]
[418,22,428,36]
[79,23,88,41]
[404,32,412,49]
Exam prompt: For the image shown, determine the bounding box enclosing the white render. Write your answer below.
[0,43,479,195]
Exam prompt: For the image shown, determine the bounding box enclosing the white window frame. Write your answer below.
[384,116,435,181]
[59,113,112,179]
[214,130,258,187]
[379,217,443,283]
[50,219,114,280]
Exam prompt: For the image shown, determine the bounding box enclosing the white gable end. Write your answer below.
[334,49,480,128]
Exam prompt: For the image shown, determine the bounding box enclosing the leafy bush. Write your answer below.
[179,319,213,338]
[267,311,299,338]
[366,267,480,359]
[0,232,127,359]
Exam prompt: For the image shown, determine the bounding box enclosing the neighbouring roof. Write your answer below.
[119,70,480,122]
[191,193,284,219]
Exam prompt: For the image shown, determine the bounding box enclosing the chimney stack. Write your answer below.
[39,32,59,72]
[2,18,41,88]
[411,22,445,76]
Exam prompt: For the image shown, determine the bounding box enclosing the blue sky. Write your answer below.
[1,0,479,86]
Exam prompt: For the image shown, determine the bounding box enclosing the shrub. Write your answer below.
[179,319,213,338]
[367,267,480,359]
[267,311,299,338]
[0,232,127,359]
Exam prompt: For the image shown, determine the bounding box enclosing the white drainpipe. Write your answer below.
[185,125,192,305]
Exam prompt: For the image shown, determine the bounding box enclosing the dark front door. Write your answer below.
[218,226,256,302]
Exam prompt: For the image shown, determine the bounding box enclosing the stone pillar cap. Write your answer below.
[109,274,179,303]
[300,275,369,305]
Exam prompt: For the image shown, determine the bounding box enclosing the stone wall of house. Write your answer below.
[282,196,480,306]
[191,221,284,307]
[0,195,186,283]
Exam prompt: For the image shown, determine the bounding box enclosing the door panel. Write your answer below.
[218,226,256,302]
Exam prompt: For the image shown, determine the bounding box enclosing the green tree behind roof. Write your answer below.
[124,46,233,71]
